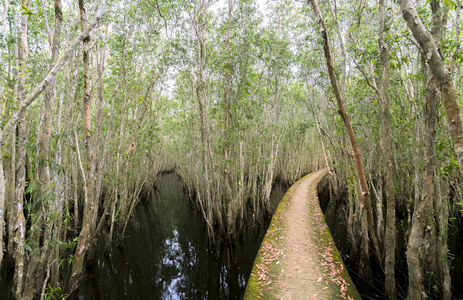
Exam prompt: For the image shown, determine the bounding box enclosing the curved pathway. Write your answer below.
[244,169,361,300]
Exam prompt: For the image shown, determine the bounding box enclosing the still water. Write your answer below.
[79,173,286,299]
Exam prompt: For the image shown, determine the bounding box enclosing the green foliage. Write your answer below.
[43,284,68,300]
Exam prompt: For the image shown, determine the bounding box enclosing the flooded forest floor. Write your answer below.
[78,172,288,299]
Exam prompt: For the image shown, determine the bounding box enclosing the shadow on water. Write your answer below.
[79,172,286,300]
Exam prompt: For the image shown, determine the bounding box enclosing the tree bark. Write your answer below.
[67,0,97,293]
[0,0,9,36]
[0,3,105,150]
[326,0,346,101]
[189,2,217,242]
[400,1,453,298]
[378,0,396,298]
[399,0,463,176]
[0,158,5,268]
[224,0,234,239]
[6,6,19,261]
[22,1,63,297]
[308,0,381,274]
[13,1,29,297]
[407,74,439,300]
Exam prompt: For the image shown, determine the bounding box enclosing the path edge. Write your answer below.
[243,168,361,299]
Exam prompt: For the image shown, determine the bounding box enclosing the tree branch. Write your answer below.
[0,2,106,149]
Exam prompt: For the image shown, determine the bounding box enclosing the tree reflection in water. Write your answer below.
[79,172,286,299]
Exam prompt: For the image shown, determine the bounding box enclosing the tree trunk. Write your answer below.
[13,1,29,297]
[430,4,451,298]
[6,8,19,258]
[22,1,63,297]
[0,3,105,150]
[190,3,216,243]
[308,0,381,275]
[0,0,9,36]
[400,2,453,298]
[407,74,439,300]
[378,0,396,298]
[326,0,346,101]
[436,175,451,300]
[399,0,463,176]
[67,0,96,293]
[451,0,461,75]
[0,159,5,268]
[224,0,234,239]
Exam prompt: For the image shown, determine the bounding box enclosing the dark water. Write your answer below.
[317,177,387,299]
[79,173,286,300]
[318,177,463,300]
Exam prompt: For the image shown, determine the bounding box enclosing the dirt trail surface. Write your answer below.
[244,168,361,300]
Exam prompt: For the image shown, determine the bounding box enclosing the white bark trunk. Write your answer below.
[399,0,463,176]
[0,2,106,150]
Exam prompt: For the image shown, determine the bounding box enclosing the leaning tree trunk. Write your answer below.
[0,5,105,150]
[308,0,381,278]
[400,1,453,298]
[399,0,463,176]
[0,5,104,297]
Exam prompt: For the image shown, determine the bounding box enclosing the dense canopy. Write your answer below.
[0,0,462,299]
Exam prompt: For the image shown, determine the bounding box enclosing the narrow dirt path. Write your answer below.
[244,169,361,300]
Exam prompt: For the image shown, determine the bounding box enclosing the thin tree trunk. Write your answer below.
[399,0,463,176]
[190,3,216,243]
[13,1,29,296]
[451,0,461,75]
[407,75,439,300]
[326,0,346,101]
[224,0,234,239]
[67,0,97,293]
[0,3,106,150]
[308,0,381,274]
[306,80,331,175]
[22,1,63,297]
[0,0,8,36]
[194,11,208,176]
[7,6,19,260]
[72,156,79,228]
[378,0,396,298]
[0,18,7,265]
[68,131,89,294]
[350,31,385,249]
[0,159,5,268]
[86,25,109,265]
[436,176,451,300]
[105,112,126,254]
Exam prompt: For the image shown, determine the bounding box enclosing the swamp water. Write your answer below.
[78,173,286,299]
[318,176,463,300]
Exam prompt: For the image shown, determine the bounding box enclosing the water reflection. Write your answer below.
[79,173,286,299]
